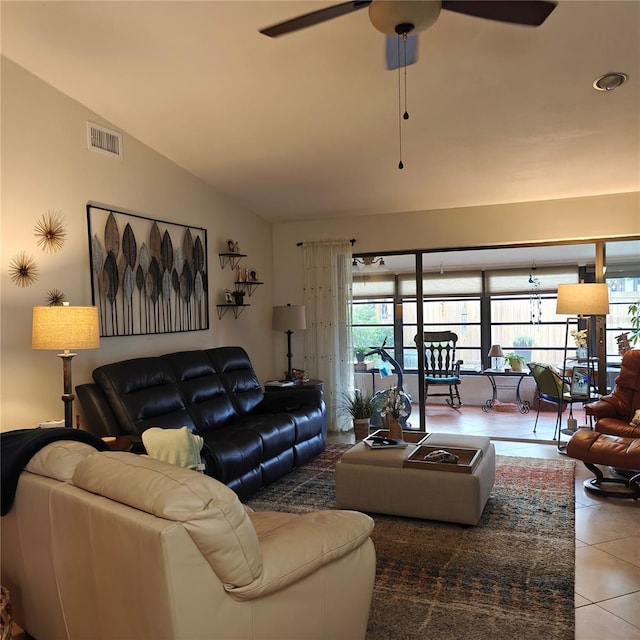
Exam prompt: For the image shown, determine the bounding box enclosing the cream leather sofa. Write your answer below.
[1,441,376,640]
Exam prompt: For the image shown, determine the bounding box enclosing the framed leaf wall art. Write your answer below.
[87,204,209,337]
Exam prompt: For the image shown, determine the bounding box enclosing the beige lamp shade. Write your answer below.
[556,283,610,316]
[272,305,306,331]
[488,345,504,358]
[32,305,100,352]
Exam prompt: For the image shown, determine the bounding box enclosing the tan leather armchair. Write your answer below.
[1,441,375,640]
[586,349,640,438]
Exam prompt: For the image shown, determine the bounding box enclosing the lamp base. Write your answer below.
[59,353,76,429]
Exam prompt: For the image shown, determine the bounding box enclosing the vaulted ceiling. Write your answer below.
[2,1,639,222]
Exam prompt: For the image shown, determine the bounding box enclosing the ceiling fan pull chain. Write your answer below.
[403,33,409,121]
[397,36,404,170]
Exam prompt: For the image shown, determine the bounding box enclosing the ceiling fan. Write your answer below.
[260,1,557,69]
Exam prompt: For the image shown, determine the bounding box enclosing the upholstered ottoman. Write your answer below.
[335,433,495,525]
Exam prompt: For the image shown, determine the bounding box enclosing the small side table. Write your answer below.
[482,368,530,414]
[354,363,380,393]
[265,379,323,392]
[102,435,134,451]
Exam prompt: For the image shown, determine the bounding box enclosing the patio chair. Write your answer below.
[414,331,463,408]
[527,362,585,440]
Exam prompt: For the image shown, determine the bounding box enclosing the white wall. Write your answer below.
[1,58,275,430]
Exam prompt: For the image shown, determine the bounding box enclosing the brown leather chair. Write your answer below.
[586,349,640,438]
[567,350,640,498]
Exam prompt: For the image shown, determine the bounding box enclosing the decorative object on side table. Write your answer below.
[487,344,504,370]
[503,352,526,372]
[571,328,588,358]
[32,303,100,429]
[379,386,410,440]
[272,304,306,381]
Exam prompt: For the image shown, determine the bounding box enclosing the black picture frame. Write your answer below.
[570,366,590,398]
[87,204,209,336]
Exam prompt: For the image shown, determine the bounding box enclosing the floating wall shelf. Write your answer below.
[234,281,263,297]
[218,252,247,270]
[216,304,250,320]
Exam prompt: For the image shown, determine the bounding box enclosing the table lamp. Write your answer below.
[488,345,504,370]
[272,304,306,381]
[32,303,100,428]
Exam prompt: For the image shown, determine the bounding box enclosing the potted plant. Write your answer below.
[232,289,245,306]
[354,346,367,363]
[513,334,535,363]
[503,352,526,372]
[338,389,376,441]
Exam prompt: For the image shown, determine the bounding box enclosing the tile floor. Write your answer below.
[330,403,640,640]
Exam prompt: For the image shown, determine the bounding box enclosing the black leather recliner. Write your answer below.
[76,346,326,499]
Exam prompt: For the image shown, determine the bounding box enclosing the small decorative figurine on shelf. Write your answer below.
[226,239,239,254]
[224,289,234,304]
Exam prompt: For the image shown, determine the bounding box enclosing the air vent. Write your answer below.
[87,122,123,159]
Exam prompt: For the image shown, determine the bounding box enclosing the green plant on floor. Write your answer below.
[338,389,376,420]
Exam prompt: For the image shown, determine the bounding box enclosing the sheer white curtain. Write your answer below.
[302,240,353,432]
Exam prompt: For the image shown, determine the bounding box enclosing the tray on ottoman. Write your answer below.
[403,445,482,473]
[369,429,430,445]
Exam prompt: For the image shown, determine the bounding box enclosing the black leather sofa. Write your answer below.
[76,346,326,499]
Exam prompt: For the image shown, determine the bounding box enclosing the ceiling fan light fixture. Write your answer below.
[592,72,628,92]
[369,0,441,36]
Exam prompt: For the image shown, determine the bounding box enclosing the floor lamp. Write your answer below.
[272,304,306,381]
[32,304,100,428]
[556,283,609,429]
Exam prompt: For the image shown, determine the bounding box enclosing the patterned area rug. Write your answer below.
[246,444,575,640]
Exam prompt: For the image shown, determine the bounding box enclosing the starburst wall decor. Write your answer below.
[9,252,39,287]
[46,288,66,306]
[34,210,67,253]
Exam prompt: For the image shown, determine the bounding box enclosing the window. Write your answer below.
[605,273,640,362]
[350,240,640,391]
[352,257,585,373]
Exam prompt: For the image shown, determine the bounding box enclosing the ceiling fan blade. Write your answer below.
[441,1,557,27]
[260,1,372,38]
[385,35,419,71]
